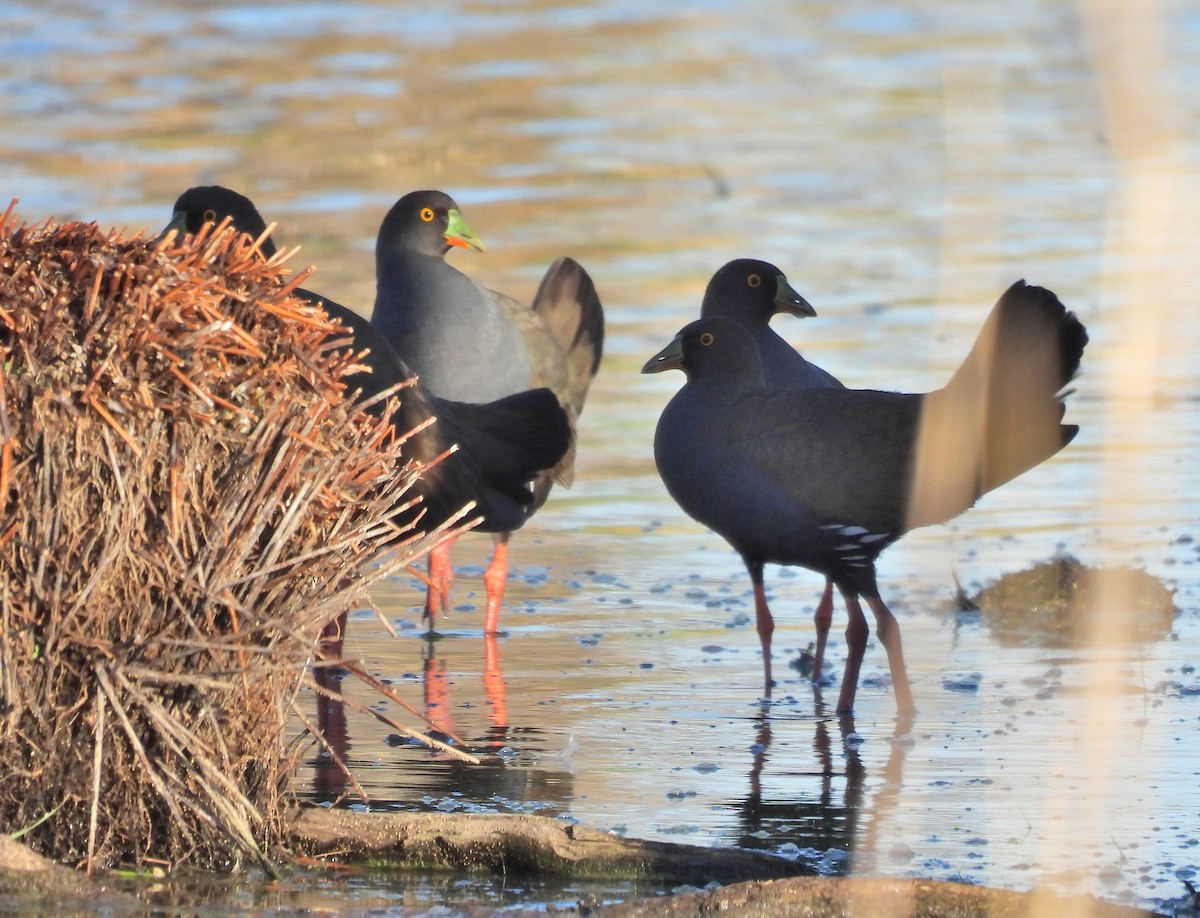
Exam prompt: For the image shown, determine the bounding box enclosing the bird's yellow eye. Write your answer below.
[420,207,435,222]
[747,274,761,288]
[202,209,217,223]
[700,332,715,346]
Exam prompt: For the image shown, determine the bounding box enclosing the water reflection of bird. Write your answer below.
[308,633,515,803]
[734,709,866,871]
[734,693,914,875]
[370,190,605,634]
[162,188,571,659]
[394,637,575,818]
[644,264,1088,716]
[310,679,352,801]
[422,634,509,740]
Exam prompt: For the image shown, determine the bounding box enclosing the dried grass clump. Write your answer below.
[0,205,454,871]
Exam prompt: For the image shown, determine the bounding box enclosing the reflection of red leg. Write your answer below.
[423,537,457,622]
[313,666,350,797]
[319,611,346,662]
[482,633,508,730]
[748,714,772,798]
[483,534,510,635]
[811,579,835,681]
[423,650,456,737]
[814,716,833,788]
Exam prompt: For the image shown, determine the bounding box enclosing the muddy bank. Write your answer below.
[0,837,139,913]
[4,811,1164,916]
[288,810,1161,917]
[289,807,810,885]
[595,875,1162,918]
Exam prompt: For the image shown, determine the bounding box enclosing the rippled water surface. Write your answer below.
[4,1,1199,914]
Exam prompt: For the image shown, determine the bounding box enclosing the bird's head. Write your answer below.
[642,316,766,387]
[701,258,815,324]
[161,186,277,256]
[376,189,486,259]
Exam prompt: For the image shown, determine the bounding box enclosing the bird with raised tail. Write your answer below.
[370,189,604,634]
[644,267,1087,716]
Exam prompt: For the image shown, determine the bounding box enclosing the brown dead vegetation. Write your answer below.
[0,206,460,872]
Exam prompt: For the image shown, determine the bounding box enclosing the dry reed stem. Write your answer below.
[0,213,470,871]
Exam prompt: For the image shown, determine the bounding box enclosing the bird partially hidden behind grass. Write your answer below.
[163,187,571,650]
[644,264,1088,717]
[369,189,604,634]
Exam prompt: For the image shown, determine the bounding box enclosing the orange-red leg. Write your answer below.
[483,533,511,635]
[811,579,835,681]
[836,592,870,715]
[423,536,457,623]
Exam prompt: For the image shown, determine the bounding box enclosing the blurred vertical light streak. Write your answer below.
[1027,2,1194,916]
[846,43,1012,918]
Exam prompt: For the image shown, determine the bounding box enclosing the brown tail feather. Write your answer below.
[532,256,605,416]
[907,281,1088,529]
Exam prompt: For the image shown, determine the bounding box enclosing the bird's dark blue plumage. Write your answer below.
[371,190,532,403]
[646,273,1087,717]
[698,258,847,644]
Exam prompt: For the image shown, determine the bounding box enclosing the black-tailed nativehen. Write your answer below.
[370,189,604,633]
[700,259,846,670]
[644,270,1087,716]
[163,187,571,647]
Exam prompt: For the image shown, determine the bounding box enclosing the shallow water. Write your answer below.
[3,0,1199,914]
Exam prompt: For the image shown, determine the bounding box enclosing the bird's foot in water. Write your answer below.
[757,678,776,706]
[895,700,918,722]
[421,618,449,642]
[421,541,455,621]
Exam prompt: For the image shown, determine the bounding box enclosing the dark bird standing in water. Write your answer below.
[645,262,1087,716]
[700,258,846,660]
[370,189,604,633]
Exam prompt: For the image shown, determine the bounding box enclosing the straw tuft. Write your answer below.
[0,210,454,871]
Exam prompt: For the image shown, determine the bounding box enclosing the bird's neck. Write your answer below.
[374,250,444,307]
